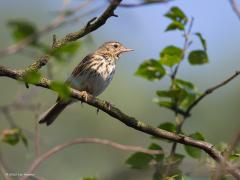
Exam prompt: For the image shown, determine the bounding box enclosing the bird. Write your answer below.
[39,41,133,126]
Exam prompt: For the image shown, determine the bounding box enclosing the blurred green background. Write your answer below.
[0,0,240,179]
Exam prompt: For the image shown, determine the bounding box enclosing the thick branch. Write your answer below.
[0,65,239,179]
[22,137,162,179]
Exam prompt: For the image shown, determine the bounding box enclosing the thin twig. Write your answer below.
[171,17,194,80]
[111,0,171,8]
[34,118,40,158]
[0,160,11,180]
[186,70,240,115]
[52,0,122,48]
[229,0,240,20]
[0,150,11,180]
[21,137,162,179]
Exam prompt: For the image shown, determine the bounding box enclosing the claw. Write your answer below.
[96,108,100,115]
[104,101,113,110]
[80,101,84,107]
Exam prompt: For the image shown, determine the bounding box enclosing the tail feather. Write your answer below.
[39,102,68,126]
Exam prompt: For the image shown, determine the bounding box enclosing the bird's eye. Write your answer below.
[113,44,118,48]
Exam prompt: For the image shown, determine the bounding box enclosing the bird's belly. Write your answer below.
[69,66,115,96]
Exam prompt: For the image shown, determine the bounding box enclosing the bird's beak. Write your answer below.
[121,47,134,53]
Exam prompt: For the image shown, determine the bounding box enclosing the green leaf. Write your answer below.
[8,20,37,43]
[50,81,71,101]
[165,6,188,25]
[160,46,183,67]
[135,59,166,81]
[53,42,81,55]
[195,32,207,51]
[148,143,164,161]
[165,21,185,31]
[188,50,208,65]
[229,153,240,161]
[157,90,181,100]
[182,175,191,180]
[126,152,153,169]
[174,79,195,90]
[1,128,21,145]
[157,101,175,109]
[173,79,199,109]
[184,132,205,159]
[179,93,197,110]
[22,71,41,84]
[158,122,176,133]
[169,153,185,164]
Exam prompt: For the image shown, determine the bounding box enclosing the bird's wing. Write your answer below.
[66,53,105,85]
[65,54,92,85]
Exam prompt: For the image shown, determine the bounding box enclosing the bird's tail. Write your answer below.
[39,101,68,126]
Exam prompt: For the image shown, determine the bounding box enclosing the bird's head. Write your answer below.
[97,41,133,60]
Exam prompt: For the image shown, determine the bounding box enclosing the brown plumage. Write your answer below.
[39,41,133,126]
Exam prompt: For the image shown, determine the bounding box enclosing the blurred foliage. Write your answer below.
[22,71,42,84]
[7,19,38,44]
[7,19,82,62]
[50,81,71,101]
[1,128,28,147]
[126,143,163,169]
[184,132,205,159]
[81,177,98,180]
[135,59,166,81]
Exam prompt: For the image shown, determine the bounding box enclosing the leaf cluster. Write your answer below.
[129,6,210,179]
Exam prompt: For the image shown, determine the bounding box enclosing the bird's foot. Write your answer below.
[81,91,89,102]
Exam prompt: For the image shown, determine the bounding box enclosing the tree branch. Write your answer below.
[21,137,162,179]
[229,0,240,20]
[110,0,171,8]
[0,66,240,179]
[52,0,122,48]
[186,70,240,115]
